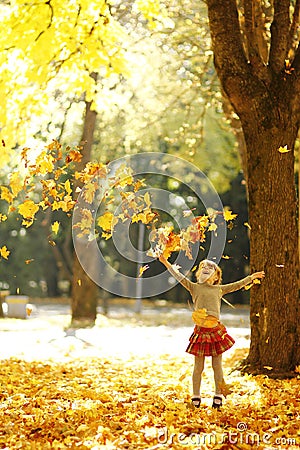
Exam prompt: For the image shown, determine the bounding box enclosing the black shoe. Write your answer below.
[212,395,222,409]
[191,397,201,408]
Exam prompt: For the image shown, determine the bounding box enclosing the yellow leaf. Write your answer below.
[97,212,117,232]
[25,259,34,264]
[0,245,10,260]
[51,221,60,235]
[144,192,151,208]
[18,200,39,220]
[278,145,291,153]
[192,308,207,324]
[1,186,14,203]
[138,265,149,277]
[34,150,55,175]
[223,210,237,221]
[115,164,134,187]
[208,223,218,232]
[0,213,7,222]
[82,181,96,204]
[9,172,24,196]
[64,179,72,196]
[244,222,251,230]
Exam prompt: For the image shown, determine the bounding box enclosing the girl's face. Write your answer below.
[197,261,218,284]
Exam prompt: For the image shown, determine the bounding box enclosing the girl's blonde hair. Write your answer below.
[196,259,222,285]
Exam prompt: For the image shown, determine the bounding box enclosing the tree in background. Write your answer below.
[1,0,244,325]
[206,0,300,374]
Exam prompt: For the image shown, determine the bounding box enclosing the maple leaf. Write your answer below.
[34,150,55,175]
[65,149,83,163]
[18,200,39,220]
[192,309,208,325]
[223,210,237,221]
[51,221,60,235]
[73,209,94,234]
[82,181,97,204]
[97,211,117,233]
[208,222,218,232]
[1,186,14,203]
[9,172,24,196]
[115,164,134,187]
[0,245,10,259]
[278,145,291,153]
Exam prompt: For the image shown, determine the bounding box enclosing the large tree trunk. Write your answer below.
[206,0,300,374]
[245,123,299,373]
[71,74,99,326]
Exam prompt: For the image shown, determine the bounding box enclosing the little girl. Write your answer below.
[159,255,265,408]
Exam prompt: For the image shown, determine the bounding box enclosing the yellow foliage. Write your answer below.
[51,221,60,235]
[18,200,39,220]
[97,211,117,233]
[0,245,10,259]
[223,209,237,221]
[0,353,298,449]
[1,186,14,204]
[9,172,24,196]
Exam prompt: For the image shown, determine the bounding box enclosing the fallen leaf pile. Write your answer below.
[0,351,299,449]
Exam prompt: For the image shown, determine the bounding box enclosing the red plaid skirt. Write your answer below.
[186,322,235,357]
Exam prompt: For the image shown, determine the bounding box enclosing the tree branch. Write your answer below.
[206,0,249,79]
[243,0,263,67]
[269,0,291,73]
[288,0,300,59]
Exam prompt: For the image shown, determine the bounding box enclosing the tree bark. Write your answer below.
[206,0,300,373]
[70,73,99,327]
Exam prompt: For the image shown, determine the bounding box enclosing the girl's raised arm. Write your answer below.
[159,255,193,292]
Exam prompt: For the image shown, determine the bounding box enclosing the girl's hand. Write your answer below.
[251,271,265,281]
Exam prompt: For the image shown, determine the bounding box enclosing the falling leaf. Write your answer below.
[65,149,83,163]
[278,145,291,153]
[97,211,117,233]
[18,200,39,220]
[222,255,231,259]
[77,279,82,286]
[138,265,149,277]
[183,209,195,217]
[9,172,24,196]
[218,380,233,398]
[0,245,10,259]
[1,186,14,203]
[25,259,34,264]
[223,210,237,221]
[51,221,60,235]
[244,222,251,230]
[208,223,218,232]
[26,306,33,316]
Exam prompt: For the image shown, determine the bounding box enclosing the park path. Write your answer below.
[0,301,250,362]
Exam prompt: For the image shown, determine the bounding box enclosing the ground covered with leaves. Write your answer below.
[0,346,299,449]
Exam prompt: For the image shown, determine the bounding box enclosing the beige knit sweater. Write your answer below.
[167,264,252,319]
